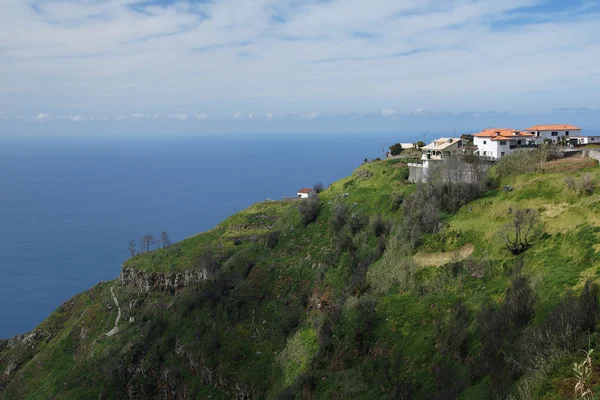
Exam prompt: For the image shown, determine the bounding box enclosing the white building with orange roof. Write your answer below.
[473,128,537,159]
[522,124,581,144]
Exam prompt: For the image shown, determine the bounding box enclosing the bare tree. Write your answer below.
[499,208,541,255]
[195,244,221,282]
[160,231,171,248]
[128,240,137,257]
[140,234,156,253]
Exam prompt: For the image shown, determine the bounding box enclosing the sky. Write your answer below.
[1,0,600,135]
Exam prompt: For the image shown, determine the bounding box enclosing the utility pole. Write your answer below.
[264,189,267,201]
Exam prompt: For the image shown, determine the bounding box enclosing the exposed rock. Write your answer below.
[120,265,208,293]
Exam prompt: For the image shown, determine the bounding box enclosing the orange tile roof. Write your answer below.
[473,128,535,139]
[523,124,581,131]
[298,188,314,194]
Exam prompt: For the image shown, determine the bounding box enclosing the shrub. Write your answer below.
[264,230,280,249]
[565,173,594,195]
[391,192,404,211]
[349,211,368,234]
[498,208,541,255]
[298,197,321,226]
[371,215,391,238]
[330,202,348,232]
[579,173,594,195]
[389,143,404,156]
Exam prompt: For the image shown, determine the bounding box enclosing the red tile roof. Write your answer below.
[523,124,581,131]
[473,128,535,139]
[298,188,314,194]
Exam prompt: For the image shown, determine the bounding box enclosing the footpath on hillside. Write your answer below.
[105,286,121,337]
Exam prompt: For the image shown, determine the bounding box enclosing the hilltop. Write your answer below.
[2,151,600,399]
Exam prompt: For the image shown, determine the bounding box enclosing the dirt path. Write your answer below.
[413,244,475,267]
[105,286,121,337]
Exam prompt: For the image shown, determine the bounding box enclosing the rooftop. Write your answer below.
[422,137,461,151]
[523,124,581,131]
[297,188,314,194]
[473,128,535,140]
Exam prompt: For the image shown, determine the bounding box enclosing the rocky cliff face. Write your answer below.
[119,266,207,293]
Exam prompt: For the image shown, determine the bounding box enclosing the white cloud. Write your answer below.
[233,112,242,120]
[166,114,188,120]
[70,115,84,121]
[195,114,208,120]
[381,109,398,117]
[36,113,49,120]
[1,0,600,121]
[266,112,273,121]
[117,116,125,120]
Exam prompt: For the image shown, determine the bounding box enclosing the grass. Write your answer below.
[4,157,600,399]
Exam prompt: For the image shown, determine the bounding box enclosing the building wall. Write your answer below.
[474,137,502,159]
[298,191,316,199]
[526,129,581,144]
[575,136,600,144]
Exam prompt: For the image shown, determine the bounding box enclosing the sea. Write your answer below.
[0,132,418,338]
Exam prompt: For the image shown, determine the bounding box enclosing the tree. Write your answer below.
[416,141,426,149]
[140,234,156,253]
[160,231,171,248]
[498,208,541,255]
[195,245,221,282]
[128,240,137,257]
[389,143,404,156]
[313,182,325,193]
[298,197,321,226]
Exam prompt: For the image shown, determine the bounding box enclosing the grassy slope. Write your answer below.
[2,157,600,399]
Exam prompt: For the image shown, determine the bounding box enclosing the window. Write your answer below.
[517,140,522,145]
[566,131,569,136]
[551,131,558,136]
[483,140,487,144]
[500,141,506,145]
[501,152,505,156]
[483,151,487,155]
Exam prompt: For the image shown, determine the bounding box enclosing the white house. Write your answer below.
[570,135,600,145]
[522,124,581,144]
[408,138,462,182]
[473,128,537,159]
[297,188,316,199]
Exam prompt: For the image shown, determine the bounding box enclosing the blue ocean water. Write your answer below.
[0,132,416,338]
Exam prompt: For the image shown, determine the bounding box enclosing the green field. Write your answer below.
[3,155,600,399]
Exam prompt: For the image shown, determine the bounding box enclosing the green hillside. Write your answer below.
[3,153,600,399]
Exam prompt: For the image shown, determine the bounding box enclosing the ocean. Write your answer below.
[0,132,416,338]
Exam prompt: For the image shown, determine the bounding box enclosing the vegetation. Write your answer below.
[3,155,600,399]
[389,143,404,156]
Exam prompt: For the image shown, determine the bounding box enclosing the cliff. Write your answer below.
[2,154,600,399]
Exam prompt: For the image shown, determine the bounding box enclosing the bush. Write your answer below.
[349,211,368,234]
[391,192,404,211]
[298,197,321,226]
[565,173,594,195]
[498,208,541,255]
[264,230,280,249]
[371,215,391,238]
[389,143,404,156]
[330,202,348,232]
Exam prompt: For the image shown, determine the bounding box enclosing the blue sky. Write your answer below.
[1,0,600,134]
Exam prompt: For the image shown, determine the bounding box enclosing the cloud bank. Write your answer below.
[1,0,599,129]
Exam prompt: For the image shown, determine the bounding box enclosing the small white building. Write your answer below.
[522,124,581,144]
[408,138,463,182]
[571,135,600,145]
[297,188,316,199]
[473,128,537,159]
